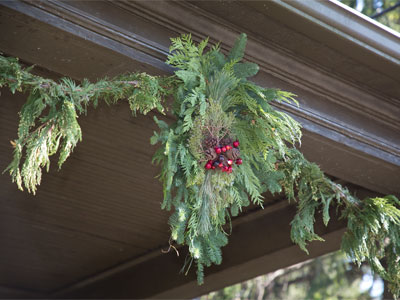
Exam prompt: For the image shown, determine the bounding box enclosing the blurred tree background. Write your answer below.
[341,0,400,32]
[199,251,385,300]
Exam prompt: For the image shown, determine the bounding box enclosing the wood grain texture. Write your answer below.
[0,87,172,293]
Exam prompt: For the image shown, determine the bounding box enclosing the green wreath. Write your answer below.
[1,33,399,296]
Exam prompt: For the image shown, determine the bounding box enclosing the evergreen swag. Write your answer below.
[1,34,400,296]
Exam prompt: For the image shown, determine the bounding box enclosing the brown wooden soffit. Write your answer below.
[0,0,399,298]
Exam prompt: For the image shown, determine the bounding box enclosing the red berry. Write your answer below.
[205,163,212,169]
[228,166,233,173]
[233,141,239,148]
[227,159,233,165]
[236,158,243,165]
[222,146,227,152]
[223,166,229,172]
[226,145,232,150]
[218,163,223,168]
[215,147,222,154]
[212,166,216,170]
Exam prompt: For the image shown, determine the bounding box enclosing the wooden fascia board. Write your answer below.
[0,1,172,76]
[3,0,400,128]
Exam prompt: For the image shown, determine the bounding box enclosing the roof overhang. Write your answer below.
[0,0,399,298]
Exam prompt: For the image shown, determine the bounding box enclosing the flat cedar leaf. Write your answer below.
[233,62,259,79]
[262,89,278,101]
[150,133,159,145]
[227,33,247,62]
[153,116,169,131]
[198,37,209,55]
[253,93,270,113]
[264,172,283,194]
[175,70,198,89]
[230,203,239,217]
[212,51,226,68]
[322,195,332,226]
[183,107,195,132]
[199,99,207,116]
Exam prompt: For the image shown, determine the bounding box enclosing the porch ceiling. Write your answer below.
[0,1,399,298]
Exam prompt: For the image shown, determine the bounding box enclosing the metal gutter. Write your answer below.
[277,0,400,64]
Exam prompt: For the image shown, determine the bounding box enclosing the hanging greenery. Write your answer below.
[0,55,171,194]
[1,34,399,297]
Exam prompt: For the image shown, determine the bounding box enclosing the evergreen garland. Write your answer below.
[0,55,171,194]
[1,34,399,297]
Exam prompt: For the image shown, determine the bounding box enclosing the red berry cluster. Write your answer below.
[204,140,242,173]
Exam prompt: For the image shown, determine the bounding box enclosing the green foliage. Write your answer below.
[0,55,170,194]
[280,149,400,297]
[1,33,400,296]
[228,33,248,62]
[341,195,400,296]
[152,33,309,284]
[151,34,400,296]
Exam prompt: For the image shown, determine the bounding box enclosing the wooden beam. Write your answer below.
[0,286,44,299]
[53,200,348,298]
